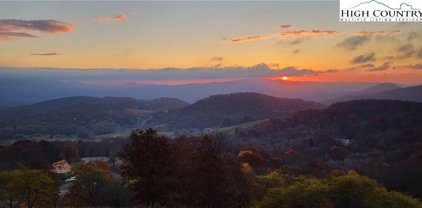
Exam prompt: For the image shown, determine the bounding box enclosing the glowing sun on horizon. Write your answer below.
[281,76,288,81]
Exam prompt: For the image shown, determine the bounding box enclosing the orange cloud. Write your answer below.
[223,35,268,43]
[94,13,128,22]
[115,14,127,21]
[277,30,341,38]
[0,19,73,40]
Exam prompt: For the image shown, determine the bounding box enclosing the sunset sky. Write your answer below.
[1,1,422,84]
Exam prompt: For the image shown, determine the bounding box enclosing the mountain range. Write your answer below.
[0,82,421,143]
[145,92,325,130]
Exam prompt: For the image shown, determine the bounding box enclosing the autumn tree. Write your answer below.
[169,136,195,206]
[0,168,57,208]
[121,130,258,207]
[189,135,231,208]
[0,171,20,208]
[257,171,422,208]
[189,135,257,208]
[67,161,114,206]
[223,154,257,207]
[121,128,176,208]
[59,142,79,163]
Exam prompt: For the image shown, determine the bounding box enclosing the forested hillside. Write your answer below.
[0,96,188,141]
[235,100,422,198]
[147,92,325,130]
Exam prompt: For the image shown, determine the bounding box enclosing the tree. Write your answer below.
[0,171,20,208]
[0,168,57,208]
[59,143,79,163]
[170,136,196,206]
[18,168,57,208]
[121,128,176,208]
[95,182,134,207]
[189,135,229,207]
[329,171,422,208]
[256,171,422,208]
[258,177,333,208]
[67,161,114,206]
[223,154,257,207]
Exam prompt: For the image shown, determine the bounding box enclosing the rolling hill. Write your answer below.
[0,96,188,141]
[146,92,325,130]
[234,99,422,198]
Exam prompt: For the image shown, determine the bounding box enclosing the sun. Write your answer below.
[281,76,288,81]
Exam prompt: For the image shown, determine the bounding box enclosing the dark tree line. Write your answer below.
[121,128,256,208]
[0,138,129,171]
[0,140,79,170]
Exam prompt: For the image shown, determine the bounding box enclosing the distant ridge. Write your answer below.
[360,83,401,94]
[331,84,422,103]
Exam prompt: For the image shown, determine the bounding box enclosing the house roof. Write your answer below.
[51,159,71,174]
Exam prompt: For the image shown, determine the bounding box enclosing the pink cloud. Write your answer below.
[94,13,128,22]
[0,19,73,40]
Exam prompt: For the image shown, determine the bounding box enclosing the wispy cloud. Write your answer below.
[336,30,400,51]
[94,13,128,22]
[350,53,376,64]
[336,36,370,50]
[278,25,295,29]
[408,64,422,70]
[0,19,73,40]
[345,64,375,71]
[223,35,268,43]
[209,56,225,67]
[0,31,38,40]
[277,30,340,38]
[397,44,415,59]
[367,62,392,71]
[323,69,340,73]
[225,30,339,44]
[417,47,422,59]
[30,52,63,56]
[226,29,398,44]
[210,56,224,62]
[289,39,303,45]
[407,31,421,41]
[292,49,300,54]
[354,30,400,36]
[394,64,422,70]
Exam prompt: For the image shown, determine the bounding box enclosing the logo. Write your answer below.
[340,0,422,22]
